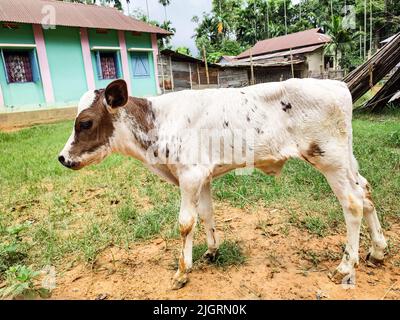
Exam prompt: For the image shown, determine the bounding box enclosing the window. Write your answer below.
[131,52,150,77]
[95,51,121,80]
[1,49,40,83]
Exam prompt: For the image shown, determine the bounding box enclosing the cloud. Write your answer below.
[123,0,212,56]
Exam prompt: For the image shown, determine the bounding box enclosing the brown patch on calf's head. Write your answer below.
[307,142,325,158]
[70,78,130,160]
[67,90,116,167]
[60,79,157,170]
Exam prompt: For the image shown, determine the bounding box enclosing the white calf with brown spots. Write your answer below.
[59,78,387,289]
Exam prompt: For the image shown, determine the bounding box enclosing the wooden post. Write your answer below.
[290,48,295,78]
[189,63,193,90]
[217,70,220,87]
[364,0,367,60]
[197,63,201,88]
[359,26,362,59]
[160,56,165,93]
[169,55,174,91]
[369,64,373,88]
[369,0,373,55]
[203,46,210,85]
[250,49,255,85]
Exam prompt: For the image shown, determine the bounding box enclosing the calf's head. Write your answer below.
[58,79,128,170]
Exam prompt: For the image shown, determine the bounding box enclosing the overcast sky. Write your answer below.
[122,0,212,56]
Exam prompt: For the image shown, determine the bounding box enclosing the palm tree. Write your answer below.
[324,16,361,70]
[158,20,176,49]
[159,0,171,22]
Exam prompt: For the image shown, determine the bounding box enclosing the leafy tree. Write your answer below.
[158,20,176,50]
[324,15,361,70]
[159,0,172,22]
[176,47,191,55]
[131,9,176,51]
[193,0,244,61]
[193,0,400,69]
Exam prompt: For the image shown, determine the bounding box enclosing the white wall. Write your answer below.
[305,48,324,75]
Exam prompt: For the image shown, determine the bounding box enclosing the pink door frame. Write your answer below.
[151,33,161,94]
[118,31,132,95]
[80,27,96,91]
[32,24,55,104]
[0,83,4,108]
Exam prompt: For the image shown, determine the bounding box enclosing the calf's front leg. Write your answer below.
[172,168,208,290]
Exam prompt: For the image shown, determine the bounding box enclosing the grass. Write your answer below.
[0,110,399,298]
[192,240,246,268]
[0,264,50,299]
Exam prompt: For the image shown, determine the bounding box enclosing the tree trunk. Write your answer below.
[335,47,338,70]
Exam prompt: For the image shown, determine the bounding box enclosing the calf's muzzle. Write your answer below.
[58,155,80,170]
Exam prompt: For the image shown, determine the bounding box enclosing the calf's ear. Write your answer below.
[104,79,128,109]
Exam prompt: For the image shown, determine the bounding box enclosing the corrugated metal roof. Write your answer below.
[161,49,202,64]
[238,44,325,62]
[237,28,331,59]
[221,59,304,68]
[0,0,170,35]
[220,55,237,62]
[161,49,220,67]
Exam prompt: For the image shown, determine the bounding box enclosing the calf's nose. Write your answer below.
[58,155,79,169]
[58,155,65,165]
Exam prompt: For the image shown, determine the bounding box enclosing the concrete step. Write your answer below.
[0,107,77,131]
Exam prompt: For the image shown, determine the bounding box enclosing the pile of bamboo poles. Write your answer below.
[343,33,400,103]
[364,67,400,112]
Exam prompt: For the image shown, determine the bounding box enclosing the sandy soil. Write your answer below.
[51,203,400,300]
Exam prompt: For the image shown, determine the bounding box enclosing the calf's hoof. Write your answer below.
[328,268,356,286]
[171,273,188,290]
[203,249,219,263]
[366,252,384,267]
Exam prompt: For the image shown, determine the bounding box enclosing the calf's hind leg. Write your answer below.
[321,167,365,284]
[198,182,219,261]
[358,174,387,264]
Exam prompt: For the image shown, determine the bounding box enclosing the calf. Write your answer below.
[59,79,387,289]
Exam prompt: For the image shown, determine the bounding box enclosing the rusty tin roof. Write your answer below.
[237,28,331,59]
[0,0,170,35]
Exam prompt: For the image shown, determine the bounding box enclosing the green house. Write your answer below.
[0,0,168,111]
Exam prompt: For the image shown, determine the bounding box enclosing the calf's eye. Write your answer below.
[80,120,93,130]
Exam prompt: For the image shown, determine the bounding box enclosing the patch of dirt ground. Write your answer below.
[51,203,400,300]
